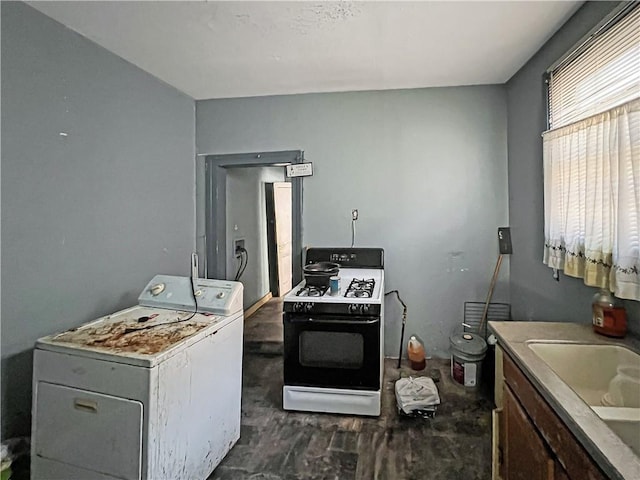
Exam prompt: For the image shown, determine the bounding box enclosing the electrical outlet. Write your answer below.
[191,253,199,279]
[233,238,245,257]
[352,209,358,221]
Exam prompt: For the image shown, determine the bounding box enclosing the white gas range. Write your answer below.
[31,275,243,480]
[282,248,385,416]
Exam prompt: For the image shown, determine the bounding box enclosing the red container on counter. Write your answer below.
[592,289,627,338]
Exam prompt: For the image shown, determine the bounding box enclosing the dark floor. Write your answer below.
[243,296,284,355]
[209,302,493,480]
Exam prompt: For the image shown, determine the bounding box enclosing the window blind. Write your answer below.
[548,5,640,130]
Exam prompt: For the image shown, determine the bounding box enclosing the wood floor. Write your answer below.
[243,296,284,355]
[209,299,493,480]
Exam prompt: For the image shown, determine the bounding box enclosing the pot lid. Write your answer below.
[449,332,487,355]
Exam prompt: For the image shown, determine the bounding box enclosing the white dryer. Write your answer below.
[31,275,244,480]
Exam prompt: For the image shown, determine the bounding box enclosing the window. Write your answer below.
[542,5,640,301]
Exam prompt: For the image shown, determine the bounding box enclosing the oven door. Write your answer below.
[283,314,381,390]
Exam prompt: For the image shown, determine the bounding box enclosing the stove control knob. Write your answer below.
[362,304,370,314]
[293,302,312,313]
[348,303,361,314]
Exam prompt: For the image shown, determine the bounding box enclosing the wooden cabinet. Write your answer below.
[503,384,555,479]
[554,462,570,480]
[493,348,606,480]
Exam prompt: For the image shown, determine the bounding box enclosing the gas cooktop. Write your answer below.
[294,277,377,298]
[283,268,383,315]
[285,269,383,302]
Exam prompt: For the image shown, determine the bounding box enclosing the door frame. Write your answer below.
[204,150,303,285]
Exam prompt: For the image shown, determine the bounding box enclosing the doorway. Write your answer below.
[204,150,303,284]
[203,151,303,349]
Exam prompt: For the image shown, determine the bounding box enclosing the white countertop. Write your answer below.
[489,321,640,480]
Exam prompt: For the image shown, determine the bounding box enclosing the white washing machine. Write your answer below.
[31,275,244,480]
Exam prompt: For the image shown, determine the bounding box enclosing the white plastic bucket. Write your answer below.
[450,333,487,388]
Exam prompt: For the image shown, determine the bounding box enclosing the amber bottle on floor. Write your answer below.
[408,335,426,370]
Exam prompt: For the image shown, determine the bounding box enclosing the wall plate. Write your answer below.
[498,227,513,255]
[286,162,313,177]
[233,238,245,257]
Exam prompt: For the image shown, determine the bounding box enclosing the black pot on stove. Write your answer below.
[303,262,340,288]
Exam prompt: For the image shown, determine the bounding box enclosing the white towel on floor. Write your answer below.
[395,376,441,415]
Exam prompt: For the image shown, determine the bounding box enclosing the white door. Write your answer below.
[273,182,292,295]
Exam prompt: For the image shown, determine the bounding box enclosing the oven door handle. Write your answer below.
[290,317,379,326]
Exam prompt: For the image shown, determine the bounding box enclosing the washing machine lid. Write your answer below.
[35,305,238,367]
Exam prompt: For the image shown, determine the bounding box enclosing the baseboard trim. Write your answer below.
[245,292,273,319]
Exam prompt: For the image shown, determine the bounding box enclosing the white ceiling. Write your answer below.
[28,1,583,100]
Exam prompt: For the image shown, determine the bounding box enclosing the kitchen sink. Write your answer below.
[591,407,640,456]
[527,342,640,457]
[527,342,640,407]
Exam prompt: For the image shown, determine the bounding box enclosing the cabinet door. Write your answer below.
[504,384,554,480]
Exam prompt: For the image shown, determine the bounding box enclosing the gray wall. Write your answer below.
[1,2,196,438]
[506,1,639,334]
[226,166,285,308]
[197,87,509,358]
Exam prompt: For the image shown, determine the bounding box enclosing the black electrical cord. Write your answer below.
[233,249,245,281]
[385,290,408,369]
[124,273,199,335]
[180,274,199,322]
[234,247,248,281]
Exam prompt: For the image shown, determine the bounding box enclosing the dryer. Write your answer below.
[31,275,243,480]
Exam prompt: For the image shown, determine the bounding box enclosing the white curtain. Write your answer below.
[543,97,640,301]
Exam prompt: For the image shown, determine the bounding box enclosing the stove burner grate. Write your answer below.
[344,278,375,298]
[296,285,329,297]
